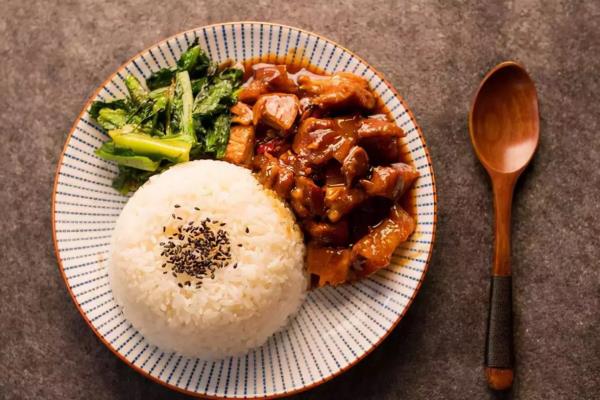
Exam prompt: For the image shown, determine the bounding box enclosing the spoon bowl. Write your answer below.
[470,62,539,174]
[469,61,539,391]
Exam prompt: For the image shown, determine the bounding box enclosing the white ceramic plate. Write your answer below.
[52,22,437,398]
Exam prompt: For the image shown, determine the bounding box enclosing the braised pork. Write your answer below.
[226,63,420,288]
[298,72,376,111]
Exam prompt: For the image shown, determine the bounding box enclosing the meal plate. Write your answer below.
[52,22,437,398]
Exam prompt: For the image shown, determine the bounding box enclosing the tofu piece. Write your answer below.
[224,125,255,167]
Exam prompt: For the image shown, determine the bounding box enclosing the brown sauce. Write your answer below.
[238,54,417,217]
[228,56,420,287]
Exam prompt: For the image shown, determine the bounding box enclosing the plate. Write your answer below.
[52,22,437,398]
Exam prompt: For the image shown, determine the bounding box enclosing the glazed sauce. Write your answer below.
[239,54,417,219]
[232,54,423,286]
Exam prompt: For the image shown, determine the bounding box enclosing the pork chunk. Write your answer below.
[253,64,298,93]
[360,163,419,199]
[307,242,353,287]
[253,153,295,198]
[224,125,255,167]
[253,93,300,134]
[292,117,358,165]
[341,146,369,187]
[290,176,325,218]
[357,118,404,139]
[230,102,253,125]
[324,185,367,223]
[352,205,416,277]
[304,219,349,245]
[237,64,298,103]
[298,72,376,111]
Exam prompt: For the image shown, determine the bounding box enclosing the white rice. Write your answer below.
[109,160,307,359]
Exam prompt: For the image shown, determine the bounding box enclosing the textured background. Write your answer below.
[1,0,599,399]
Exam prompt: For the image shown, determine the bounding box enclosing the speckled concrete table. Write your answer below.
[1,0,599,399]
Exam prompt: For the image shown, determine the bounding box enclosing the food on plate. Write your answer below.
[95,41,418,295]
[90,39,243,193]
[109,160,307,358]
[223,125,255,166]
[229,62,419,287]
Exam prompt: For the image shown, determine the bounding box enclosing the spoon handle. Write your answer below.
[485,176,515,390]
[485,276,513,389]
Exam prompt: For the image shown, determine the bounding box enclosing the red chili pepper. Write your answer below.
[256,138,287,156]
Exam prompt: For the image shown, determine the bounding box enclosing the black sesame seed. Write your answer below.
[163,226,166,232]
[159,217,234,283]
[245,227,250,233]
[174,204,181,208]
[178,283,183,288]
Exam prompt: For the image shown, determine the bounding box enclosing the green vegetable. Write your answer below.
[95,142,160,171]
[191,77,209,96]
[146,68,175,91]
[182,43,212,78]
[111,165,160,194]
[193,80,234,116]
[96,108,128,130]
[171,71,196,143]
[150,92,169,117]
[204,113,231,158]
[176,44,210,75]
[146,39,212,90]
[216,68,243,88]
[109,128,192,163]
[124,75,148,105]
[149,86,169,99]
[89,38,243,193]
[89,99,129,120]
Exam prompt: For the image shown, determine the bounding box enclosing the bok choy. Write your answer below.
[89,38,242,193]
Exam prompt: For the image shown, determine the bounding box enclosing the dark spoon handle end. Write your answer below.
[485,275,514,390]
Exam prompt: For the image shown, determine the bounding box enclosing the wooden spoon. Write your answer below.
[468,61,540,390]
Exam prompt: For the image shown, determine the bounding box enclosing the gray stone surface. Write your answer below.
[1,0,599,399]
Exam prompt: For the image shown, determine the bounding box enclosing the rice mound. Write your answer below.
[109,160,307,359]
